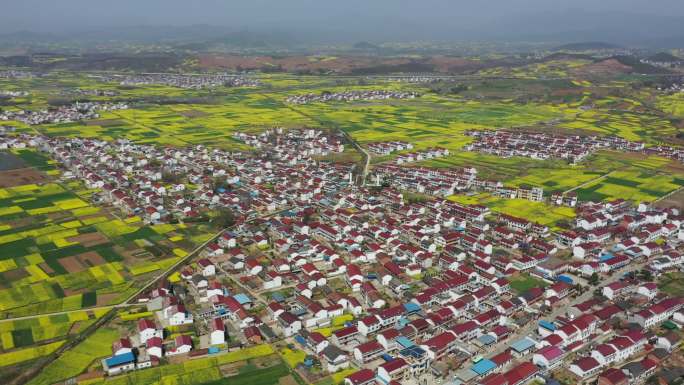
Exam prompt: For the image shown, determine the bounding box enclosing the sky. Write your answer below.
[1,0,684,44]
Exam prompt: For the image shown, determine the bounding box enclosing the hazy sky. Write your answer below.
[2,0,684,44]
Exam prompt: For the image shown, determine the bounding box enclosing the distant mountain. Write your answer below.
[353,41,381,50]
[542,52,595,61]
[553,42,622,51]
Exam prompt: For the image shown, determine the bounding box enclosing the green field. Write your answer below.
[0,171,207,319]
[509,273,549,294]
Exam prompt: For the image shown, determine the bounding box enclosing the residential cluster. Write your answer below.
[99,73,260,89]
[370,164,544,202]
[0,70,34,79]
[1,128,351,225]
[60,88,119,97]
[379,76,456,84]
[285,90,420,104]
[394,148,450,165]
[232,128,345,156]
[0,90,29,97]
[464,130,684,165]
[365,141,414,156]
[3,126,684,385]
[0,101,128,125]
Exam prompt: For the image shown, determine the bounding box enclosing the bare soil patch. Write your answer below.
[179,110,209,118]
[0,168,48,187]
[2,268,29,283]
[95,292,118,306]
[76,251,106,267]
[58,256,87,273]
[654,188,684,210]
[38,262,54,275]
[278,375,298,385]
[67,232,110,248]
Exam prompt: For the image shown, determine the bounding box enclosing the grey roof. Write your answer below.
[321,344,346,360]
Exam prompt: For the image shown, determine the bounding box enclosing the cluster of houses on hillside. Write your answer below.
[464,130,684,165]
[97,73,260,89]
[285,90,420,104]
[0,101,128,125]
[365,141,414,156]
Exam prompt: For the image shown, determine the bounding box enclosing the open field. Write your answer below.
[55,345,279,385]
[1,66,684,385]
[0,158,209,319]
[509,273,549,294]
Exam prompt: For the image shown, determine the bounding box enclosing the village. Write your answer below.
[0,101,129,125]
[464,130,684,165]
[96,73,261,89]
[285,90,420,105]
[1,127,684,385]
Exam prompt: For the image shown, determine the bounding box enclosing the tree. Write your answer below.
[639,269,653,282]
[588,273,600,286]
[211,207,236,229]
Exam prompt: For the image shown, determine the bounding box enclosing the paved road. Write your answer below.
[339,129,370,185]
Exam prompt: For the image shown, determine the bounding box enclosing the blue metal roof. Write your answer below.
[399,345,425,359]
[510,337,536,353]
[557,275,574,284]
[105,352,135,367]
[396,336,414,348]
[477,334,496,346]
[271,292,286,303]
[599,253,614,262]
[539,320,556,331]
[396,317,410,328]
[403,302,421,314]
[233,293,251,304]
[471,359,496,375]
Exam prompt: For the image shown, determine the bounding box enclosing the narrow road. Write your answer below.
[654,185,684,203]
[339,129,370,185]
[563,171,614,194]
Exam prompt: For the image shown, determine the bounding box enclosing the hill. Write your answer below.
[554,42,622,51]
[647,52,682,63]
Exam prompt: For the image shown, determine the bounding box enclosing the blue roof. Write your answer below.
[477,334,496,346]
[471,359,496,375]
[396,336,414,348]
[271,292,286,303]
[105,352,135,367]
[403,302,421,313]
[510,337,536,353]
[599,253,614,262]
[539,320,556,331]
[233,293,251,304]
[399,345,426,359]
[557,275,574,284]
[294,335,307,345]
[396,317,410,328]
